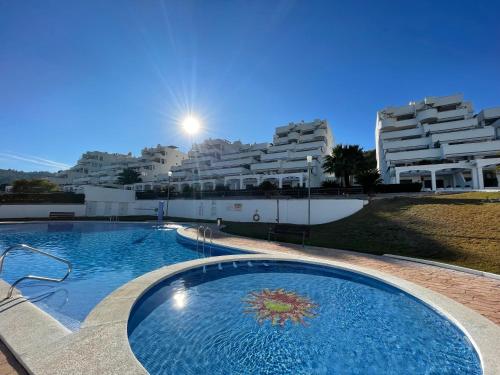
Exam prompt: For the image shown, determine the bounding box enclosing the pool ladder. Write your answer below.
[0,244,72,299]
[196,225,213,258]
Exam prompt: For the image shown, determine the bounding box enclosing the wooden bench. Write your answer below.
[268,224,310,247]
[49,212,76,220]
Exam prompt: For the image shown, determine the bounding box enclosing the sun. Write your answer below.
[182,116,201,135]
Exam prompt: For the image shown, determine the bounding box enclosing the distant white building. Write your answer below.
[54,146,187,191]
[170,119,335,191]
[376,94,500,190]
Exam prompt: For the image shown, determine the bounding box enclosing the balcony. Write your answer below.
[299,133,316,142]
[171,171,189,178]
[295,140,326,151]
[211,157,256,168]
[386,105,415,117]
[261,151,289,161]
[289,149,324,160]
[416,108,438,123]
[381,117,418,130]
[436,107,469,122]
[268,143,293,153]
[379,127,423,140]
[221,150,264,160]
[282,159,318,170]
[442,140,500,157]
[423,118,478,134]
[275,124,293,135]
[424,93,463,107]
[250,161,282,171]
[297,123,316,132]
[385,148,442,162]
[382,137,431,151]
[431,127,495,143]
[288,131,300,141]
[198,166,249,177]
[479,107,500,121]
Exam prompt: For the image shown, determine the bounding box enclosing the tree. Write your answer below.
[355,169,382,193]
[322,144,365,187]
[361,149,377,170]
[116,168,142,185]
[12,179,59,193]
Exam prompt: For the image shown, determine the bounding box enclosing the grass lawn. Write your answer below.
[222,192,500,274]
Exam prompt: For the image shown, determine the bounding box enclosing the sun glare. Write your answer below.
[172,290,187,309]
[182,116,201,135]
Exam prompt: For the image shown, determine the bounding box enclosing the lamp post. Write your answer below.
[306,155,312,226]
[166,171,172,219]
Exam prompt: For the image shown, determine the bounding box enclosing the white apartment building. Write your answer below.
[125,145,187,191]
[54,146,187,191]
[170,119,334,191]
[376,94,500,190]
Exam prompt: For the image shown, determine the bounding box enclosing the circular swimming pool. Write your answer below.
[127,260,481,374]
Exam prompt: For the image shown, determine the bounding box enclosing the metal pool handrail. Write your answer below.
[203,227,213,257]
[195,226,213,257]
[0,244,72,299]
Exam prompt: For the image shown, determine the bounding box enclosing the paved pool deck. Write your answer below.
[1,223,499,374]
[184,225,500,326]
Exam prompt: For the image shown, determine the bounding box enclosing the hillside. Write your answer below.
[0,169,55,185]
[222,192,500,273]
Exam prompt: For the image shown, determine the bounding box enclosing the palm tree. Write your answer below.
[355,168,382,193]
[116,168,142,185]
[322,144,365,187]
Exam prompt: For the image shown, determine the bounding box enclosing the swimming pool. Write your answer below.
[0,222,235,329]
[128,260,482,375]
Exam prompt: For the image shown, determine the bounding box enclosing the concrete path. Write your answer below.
[186,226,500,326]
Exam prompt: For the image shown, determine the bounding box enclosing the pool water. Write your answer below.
[0,222,220,329]
[128,261,481,375]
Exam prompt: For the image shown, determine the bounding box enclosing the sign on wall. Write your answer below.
[226,203,243,211]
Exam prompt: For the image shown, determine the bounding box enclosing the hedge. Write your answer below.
[0,193,85,204]
[374,183,422,193]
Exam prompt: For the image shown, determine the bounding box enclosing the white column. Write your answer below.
[395,170,400,184]
[431,171,437,191]
[477,166,484,190]
[278,177,283,189]
[299,175,303,187]
[471,168,479,189]
[496,171,500,188]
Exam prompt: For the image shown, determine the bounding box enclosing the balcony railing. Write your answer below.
[382,137,431,151]
[385,148,442,162]
[431,126,495,143]
[442,140,500,157]
[423,118,478,134]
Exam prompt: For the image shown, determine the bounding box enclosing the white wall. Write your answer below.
[83,186,135,202]
[0,204,86,219]
[133,198,366,225]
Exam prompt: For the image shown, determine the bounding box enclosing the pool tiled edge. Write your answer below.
[0,228,499,374]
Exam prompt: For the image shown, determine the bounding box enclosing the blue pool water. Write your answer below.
[0,222,228,329]
[128,261,482,375]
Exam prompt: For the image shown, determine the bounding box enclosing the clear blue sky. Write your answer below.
[1,0,499,172]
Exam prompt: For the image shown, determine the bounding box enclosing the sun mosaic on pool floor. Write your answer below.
[243,288,318,327]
